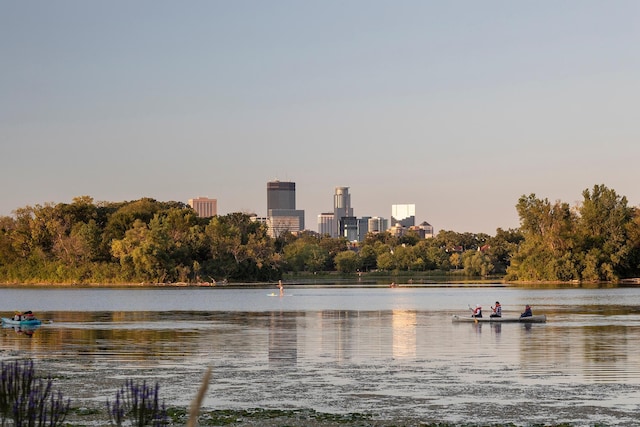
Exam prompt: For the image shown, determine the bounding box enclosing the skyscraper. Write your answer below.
[266,180,304,237]
[267,180,296,211]
[391,204,416,227]
[333,187,353,237]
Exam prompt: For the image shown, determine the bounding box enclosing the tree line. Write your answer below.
[0,184,638,284]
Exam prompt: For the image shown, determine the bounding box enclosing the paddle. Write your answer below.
[468,304,479,323]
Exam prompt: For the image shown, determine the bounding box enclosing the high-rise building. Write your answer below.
[317,212,335,236]
[358,216,371,242]
[391,204,416,227]
[188,197,217,218]
[333,187,353,237]
[267,180,296,211]
[266,180,304,237]
[339,216,359,241]
[368,217,388,233]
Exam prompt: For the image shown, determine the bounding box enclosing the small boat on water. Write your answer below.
[2,317,42,326]
[2,311,43,326]
[451,314,547,323]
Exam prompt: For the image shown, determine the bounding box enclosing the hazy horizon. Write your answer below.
[2,1,639,234]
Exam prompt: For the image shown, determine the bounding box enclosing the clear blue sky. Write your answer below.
[2,1,639,234]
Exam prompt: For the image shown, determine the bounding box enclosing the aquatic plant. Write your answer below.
[107,379,169,427]
[186,367,210,427]
[0,359,70,427]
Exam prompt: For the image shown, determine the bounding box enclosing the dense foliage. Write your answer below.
[1,184,638,284]
[506,184,640,282]
[0,196,515,284]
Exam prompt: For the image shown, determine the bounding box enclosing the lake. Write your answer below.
[1,285,640,426]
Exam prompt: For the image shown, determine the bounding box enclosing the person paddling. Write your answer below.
[471,304,482,318]
[490,301,502,318]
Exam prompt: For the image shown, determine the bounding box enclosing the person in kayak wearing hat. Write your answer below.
[490,301,502,318]
[471,304,483,318]
[520,304,533,318]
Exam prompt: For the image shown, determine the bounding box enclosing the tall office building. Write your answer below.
[358,216,371,242]
[317,212,335,236]
[391,204,416,227]
[267,180,296,211]
[368,217,388,233]
[333,187,353,237]
[188,197,217,218]
[339,216,359,241]
[266,180,304,237]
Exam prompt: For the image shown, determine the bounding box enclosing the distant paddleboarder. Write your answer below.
[278,280,284,296]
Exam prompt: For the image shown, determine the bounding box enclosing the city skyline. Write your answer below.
[2,1,639,234]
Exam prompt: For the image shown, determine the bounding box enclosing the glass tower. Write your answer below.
[333,187,353,237]
[267,180,296,211]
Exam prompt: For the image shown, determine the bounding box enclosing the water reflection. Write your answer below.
[268,311,297,367]
[392,310,416,359]
[1,288,640,426]
[1,324,39,337]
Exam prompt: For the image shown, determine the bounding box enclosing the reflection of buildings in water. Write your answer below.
[316,310,417,361]
[392,310,416,359]
[319,310,357,362]
[268,312,298,367]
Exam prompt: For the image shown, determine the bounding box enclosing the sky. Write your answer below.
[1,1,639,234]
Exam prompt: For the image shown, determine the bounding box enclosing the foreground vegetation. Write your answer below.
[0,359,607,427]
[0,184,638,285]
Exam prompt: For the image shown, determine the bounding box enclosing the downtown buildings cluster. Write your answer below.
[189,181,434,242]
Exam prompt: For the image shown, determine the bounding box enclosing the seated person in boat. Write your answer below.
[14,311,35,321]
[520,305,533,318]
[490,301,502,318]
[471,304,482,318]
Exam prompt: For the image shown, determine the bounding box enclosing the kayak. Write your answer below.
[452,314,547,323]
[1,317,43,326]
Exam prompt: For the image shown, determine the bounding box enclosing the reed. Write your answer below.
[186,367,211,427]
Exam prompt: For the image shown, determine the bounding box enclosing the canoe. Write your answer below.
[452,314,547,323]
[1,317,42,326]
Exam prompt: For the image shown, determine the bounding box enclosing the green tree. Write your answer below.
[506,194,578,281]
[376,251,395,271]
[334,250,361,273]
[576,184,636,281]
[358,245,378,271]
[203,213,277,281]
[484,228,524,273]
[462,250,494,276]
[318,235,348,270]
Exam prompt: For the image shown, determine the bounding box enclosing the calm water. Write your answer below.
[2,285,640,426]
